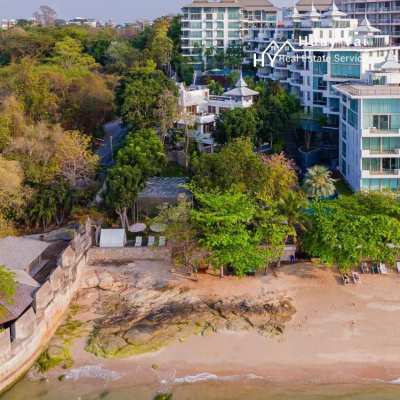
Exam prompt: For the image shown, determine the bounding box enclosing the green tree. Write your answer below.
[105,128,165,227]
[116,64,177,131]
[116,128,166,178]
[51,37,97,71]
[148,19,174,69]
[303,196,400,272]
[191,138,265,194]
[215,108,258,145]
[155,89,178,144]
[303,165,336,199]
[104,41,141,73]
[155,198,197,269]
[207,79,224,95]
[104,164,143,228]
[191,189,267,277]
[256,81,301,146]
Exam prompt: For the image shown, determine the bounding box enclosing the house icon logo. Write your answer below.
[254,40,297,68]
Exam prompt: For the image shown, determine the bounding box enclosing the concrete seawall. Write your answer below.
[0,224,91,394]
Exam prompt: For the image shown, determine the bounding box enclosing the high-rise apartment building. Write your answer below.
[335,59,400,191]
[181,0,278,69]
[248,2,400,184]
[340,0,400,45]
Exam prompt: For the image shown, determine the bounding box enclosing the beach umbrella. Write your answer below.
[129,223,147,233]
[150,223,167,233]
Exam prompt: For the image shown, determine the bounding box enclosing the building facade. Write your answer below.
[335,59,400,191]
[340,0,400,45]
[178,75,259,151]
[181,0,278,69]
[248,2,400,173]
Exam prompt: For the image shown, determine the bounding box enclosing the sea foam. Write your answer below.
[64,365,122,381]
[174,372,264,384]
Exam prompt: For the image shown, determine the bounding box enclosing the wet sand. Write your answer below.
[5,263,400,399]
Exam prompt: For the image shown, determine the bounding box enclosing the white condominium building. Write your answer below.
[335,58,400,191]
[248,2,399,170]
[340,0,400,45]
[181,0,278,69]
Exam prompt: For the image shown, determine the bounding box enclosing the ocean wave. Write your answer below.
[174,372,264,384]
[64,365,122,381]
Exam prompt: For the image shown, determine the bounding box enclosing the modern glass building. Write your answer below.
[335,61,400,191]
[181,0,278,69]
[248,2,400,174]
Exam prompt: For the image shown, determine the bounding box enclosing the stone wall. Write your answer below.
[87,247,171,265]
[0,220,92,394]
[0,329,11,361]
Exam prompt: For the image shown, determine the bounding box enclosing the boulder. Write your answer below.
[98,272,115,290]
[98,335,127,355]
[124,325,155,345]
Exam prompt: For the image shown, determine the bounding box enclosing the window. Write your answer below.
[373,115,391,130]
[342,141,347,157]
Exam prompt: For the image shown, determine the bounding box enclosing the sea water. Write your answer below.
[3,372,400,400]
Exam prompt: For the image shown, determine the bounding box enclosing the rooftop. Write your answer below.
[183,0,278,11]
[0,237,50,272]
[295,0,334,13]
[137,177,192,201]
[335,83,400,98]
[0,283,36,325]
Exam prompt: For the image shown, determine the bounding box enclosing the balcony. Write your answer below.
[362,149,400,157]
[363,128,400,136]
[362,170,400,178]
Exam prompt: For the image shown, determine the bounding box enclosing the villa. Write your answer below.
[178,74,259,152]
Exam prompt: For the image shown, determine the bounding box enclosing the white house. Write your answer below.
[178,74,259,152]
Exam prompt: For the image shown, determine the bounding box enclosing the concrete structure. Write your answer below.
[249,2,400,163]
[181,0,278,69]
[178,75,259,151]
[136,177,193,213]
[0,237,50,276]
[67,17,98,27]
[340,0,400,45]
[0,221,92,393]
[99,229,127,248]
[335,56,400,191]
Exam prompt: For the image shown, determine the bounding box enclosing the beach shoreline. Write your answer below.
[37,262,400,390]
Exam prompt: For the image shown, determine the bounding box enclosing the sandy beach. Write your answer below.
[44,262,400,390]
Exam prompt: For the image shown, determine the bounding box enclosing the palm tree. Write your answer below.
[303,165,336,200]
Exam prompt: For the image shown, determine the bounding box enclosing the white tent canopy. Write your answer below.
[100,229,127,248]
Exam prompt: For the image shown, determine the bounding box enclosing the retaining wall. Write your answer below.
[0,222,92,394]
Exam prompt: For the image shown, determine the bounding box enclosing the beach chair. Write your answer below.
[379,263,388,274]
[342,274,350,285]
[352,272,360,284]
[135,236,142,247]
[158,236,166,247]
[148,236,155,247]
[360,262,369,274]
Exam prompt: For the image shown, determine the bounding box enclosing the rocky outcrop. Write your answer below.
[81,264,296,359]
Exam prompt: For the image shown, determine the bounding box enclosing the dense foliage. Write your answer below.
[303,192,400,271]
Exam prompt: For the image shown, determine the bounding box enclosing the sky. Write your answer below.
[0,0,293,23]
